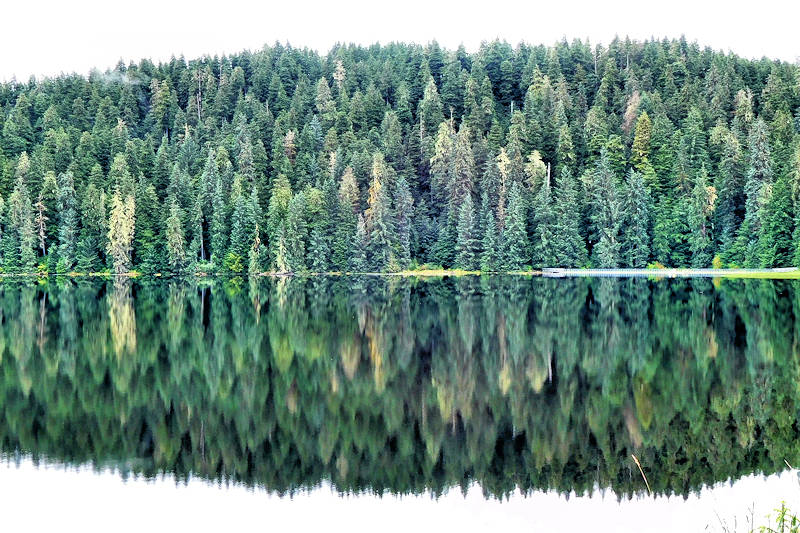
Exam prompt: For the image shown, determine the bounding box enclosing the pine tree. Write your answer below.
[350,214,369,272]
[56,171,78,273]
[502,182,529,270]
[308,225,330,273]
[210,176,228,266]
[267,173,292,267]
[365,172,395,271]
[588,150,621,267]
[759,174,793,267]
[620,170,651,268]
[76,184,107,272]
[454,194,478,269]
[107,190,136,275]
[737,118,773,267]
[394,176,413,269]
[165,199,186,273]
[688,166,714,267]
[531,167,556,268]
[4,159,36,273]
[227,178,252,263]
[480,194,499,271]
[284,191,307,272]
[552,168,587,267]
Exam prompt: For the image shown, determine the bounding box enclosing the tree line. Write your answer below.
[1,38,799,273]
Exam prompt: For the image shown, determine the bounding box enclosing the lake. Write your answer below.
[1,276,799,531]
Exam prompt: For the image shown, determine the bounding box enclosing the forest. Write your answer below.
[1,276,798,497]
[0,38,799,274]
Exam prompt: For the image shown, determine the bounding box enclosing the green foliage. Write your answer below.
[0,39,796,273]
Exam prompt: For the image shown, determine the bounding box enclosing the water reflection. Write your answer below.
[0,276,798,499]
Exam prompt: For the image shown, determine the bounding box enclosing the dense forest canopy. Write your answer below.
[1,37,799,273]
[2,276,799,497]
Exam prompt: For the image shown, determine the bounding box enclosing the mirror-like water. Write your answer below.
[1,276,798,528]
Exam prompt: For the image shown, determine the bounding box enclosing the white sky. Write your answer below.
[2,458,800,532]
[1,0,799,81]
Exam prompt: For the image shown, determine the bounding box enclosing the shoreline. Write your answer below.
[0,267,798,280]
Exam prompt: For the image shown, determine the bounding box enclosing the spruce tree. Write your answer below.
[107,190,136,275]
[502,182,529,270]
[454,194,478,270]
[5,162,36,273]
[165,199,186,273]
[284,191,307,272]
[588,150,621,268]
[365,173,394,271]
[688,166,713,267]
[56,171,78,273]
[531,168,556,269]
[620,170,651,268]
[480,194,499,271]
[393,176,413,269]
[737,118,773,267]
[552,168,587,268]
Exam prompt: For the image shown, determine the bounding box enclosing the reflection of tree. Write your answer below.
[108,278,136,357]
[0,277,798,499]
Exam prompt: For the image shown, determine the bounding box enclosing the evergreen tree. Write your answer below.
[479,194,499,271]
[531,166,557,269]
[588,150,621,267]
[350,214,369,272]
[737,118,773,267]
[552,168,587,267]
[365,172,395,271]
[688,166,714,267]
[4,169,36,273]
[107,190,135,275]
[76,184,107,272]
[620,170,651,268]
[56,171,78,273]
[393,177,413,269]
[210,176,228,266]
[284,191,307,272]
[502,182,529,270]
[165,199,186,273]
[454,194,478,269]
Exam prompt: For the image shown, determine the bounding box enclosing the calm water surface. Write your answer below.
[1,276,799,530]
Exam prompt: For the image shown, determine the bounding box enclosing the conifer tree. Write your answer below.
[737,118,773,267]
[588,150,621,267]
[107,190,135,275]
[165,199,186,273]
[350,214,369,272]
[284,191,307,272]
[4,156,36,273]
[688,166,714,267]
[394,176,413,269]
[455,194,478,270]
[365,172,394,271]
[531,168,556,268]
[502,182,529,270]
[56,171,78,272]
[76,184,106,272]
[552,168,587,267]
[480,194,499,271]
[267,173,292,267]
[210,176,228,265]
[620,170,651,268]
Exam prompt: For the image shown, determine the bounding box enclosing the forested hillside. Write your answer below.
[1,38,799,274]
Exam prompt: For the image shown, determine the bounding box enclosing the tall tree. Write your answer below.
[107,190,136,275]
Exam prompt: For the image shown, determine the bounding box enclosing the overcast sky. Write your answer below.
[2,0,798,81]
